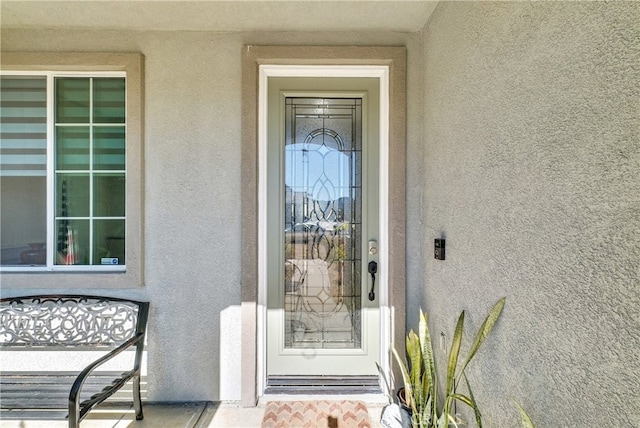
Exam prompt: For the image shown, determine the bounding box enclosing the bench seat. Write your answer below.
[1,371,134,417]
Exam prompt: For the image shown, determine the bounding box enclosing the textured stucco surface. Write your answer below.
[2,3,638,424]
[0,29,424,402]
[420,3,640,426]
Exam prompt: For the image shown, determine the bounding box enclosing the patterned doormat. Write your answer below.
[261,400,371,428]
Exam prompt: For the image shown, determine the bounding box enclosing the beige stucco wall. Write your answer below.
[0,29,424,402]
[3,3,638,424]
[420,2,640,426]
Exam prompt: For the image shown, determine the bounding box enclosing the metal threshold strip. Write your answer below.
[265,375,381,395]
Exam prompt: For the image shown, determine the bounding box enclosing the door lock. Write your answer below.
[368,240,378,255]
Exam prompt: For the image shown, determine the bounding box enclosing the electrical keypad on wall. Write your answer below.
[434,239,445,260]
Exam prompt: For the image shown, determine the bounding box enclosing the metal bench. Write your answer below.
[0,295,149,427]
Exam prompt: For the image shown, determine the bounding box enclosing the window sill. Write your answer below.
[1,266,127,273]
[0,266,142,289]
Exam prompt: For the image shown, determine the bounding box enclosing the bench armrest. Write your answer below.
[68,332,145,421]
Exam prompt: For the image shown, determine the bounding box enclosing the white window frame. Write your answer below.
[1,53,144,288]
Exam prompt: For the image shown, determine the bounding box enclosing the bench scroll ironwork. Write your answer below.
[0,295,150,428]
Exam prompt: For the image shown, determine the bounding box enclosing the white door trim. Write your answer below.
[257,65,391,395]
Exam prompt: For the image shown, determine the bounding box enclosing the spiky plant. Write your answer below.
[392,298,506,428]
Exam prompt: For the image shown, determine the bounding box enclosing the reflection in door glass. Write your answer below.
[284,98,362,349]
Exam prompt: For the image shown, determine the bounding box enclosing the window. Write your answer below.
[1,53,143,287]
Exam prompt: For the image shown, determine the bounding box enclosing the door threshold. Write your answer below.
[264,375,382,395]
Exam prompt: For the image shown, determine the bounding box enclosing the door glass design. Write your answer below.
[283,98,362,350]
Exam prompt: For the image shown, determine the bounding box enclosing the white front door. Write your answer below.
[263,71,385,386]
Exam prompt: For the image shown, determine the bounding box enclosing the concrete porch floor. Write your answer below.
[0,400,387,428]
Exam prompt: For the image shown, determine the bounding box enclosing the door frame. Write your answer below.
[241,46,406,405]
[262,68,386,380]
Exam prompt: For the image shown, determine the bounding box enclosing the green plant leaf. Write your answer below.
[419,309,437,419]
[460,297,505,375]
[447,412,459,428]
[419,371,429,415]
[449,393,475,409]
[407,330,423,407]
[392,347,413,407]
[446,311,465,396]
[464,372,482,428]
[421,394,433,427]
[512,399,535,428]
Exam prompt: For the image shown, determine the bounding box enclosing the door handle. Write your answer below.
[368,261,377,301]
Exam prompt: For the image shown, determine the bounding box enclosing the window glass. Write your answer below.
[94,173,125,217]
[0,77,47,266]
[55,219,90,265]
[93,219,125,265]
[56,127,90,170]
[93,126,125,170]
[93,78,125,123]
[54,77,126,266]
[55,78,90,123]
[0,74,127,268]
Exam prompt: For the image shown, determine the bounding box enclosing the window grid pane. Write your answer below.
[54,77,126,266]
[55,78,90,123]
[93,78,126,123]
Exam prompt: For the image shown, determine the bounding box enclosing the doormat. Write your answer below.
[261,400,371,428]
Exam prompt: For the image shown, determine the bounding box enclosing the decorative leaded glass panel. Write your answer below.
[283,97,362,349]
